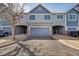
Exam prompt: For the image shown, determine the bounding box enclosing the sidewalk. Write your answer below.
[53,35,79,50]
[59,39,79,50]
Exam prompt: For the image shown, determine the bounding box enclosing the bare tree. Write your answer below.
[0,3,25,40]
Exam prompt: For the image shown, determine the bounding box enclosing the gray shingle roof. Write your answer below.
[74,4,79,12]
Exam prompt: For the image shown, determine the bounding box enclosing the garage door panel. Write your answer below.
[31,28,49,36]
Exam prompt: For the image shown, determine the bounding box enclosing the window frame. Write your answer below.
[44,15,51,20]
[56,14,64,20]
[29,15,36,20]
[68,13,77,21]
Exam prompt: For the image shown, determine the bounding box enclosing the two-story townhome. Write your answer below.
[0,4,79,37]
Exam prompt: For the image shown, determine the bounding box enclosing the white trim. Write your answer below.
[36,15,43,21]
[65,14,67,30]
[67,27,77,31]
[27,14,29,21]
[29,26,50,28]
[0,26,11,30]
[2,26,12,27]
[0,26,3,30]
[67,26,77,28]
[28,14,51,15]
[67,26,78,31]
[68,13,77,21]
[29,26,52,36]
[78,14,79,28]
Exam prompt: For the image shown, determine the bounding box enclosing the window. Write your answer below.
[44,15,50,20]
[29,15,35,20]
[57,15,64,19]
[68,14,76,21]
[37,15,43,20]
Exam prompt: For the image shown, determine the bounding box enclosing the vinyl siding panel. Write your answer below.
[16,15,28,25]
[68,28,77,32]
[66,9,78,27]
[2,17,11,26]
[3,27,11,35]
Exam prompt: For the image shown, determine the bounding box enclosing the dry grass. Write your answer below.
[0,34,27,46]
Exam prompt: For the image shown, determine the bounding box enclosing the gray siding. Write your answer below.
[3,27,11,34]
[16,15,28,25]
[66,9,78,27]
[67,21,78,26]
[24,14,53,25]
[2,17,11,26]
[52,14,65,26]
[67,28,77,32]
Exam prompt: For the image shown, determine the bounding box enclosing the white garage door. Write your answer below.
[30,28,49,36]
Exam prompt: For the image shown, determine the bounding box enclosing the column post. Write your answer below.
[27,26,30,36]
[64,27,68,36]
[49,26,52,36]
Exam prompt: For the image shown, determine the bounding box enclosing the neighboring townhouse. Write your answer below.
[66,4,79,36]
[0,4,79,37]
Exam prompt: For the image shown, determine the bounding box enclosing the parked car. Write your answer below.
[0,30,10,37]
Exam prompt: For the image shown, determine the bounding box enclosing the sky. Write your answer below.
[24,3,77,13]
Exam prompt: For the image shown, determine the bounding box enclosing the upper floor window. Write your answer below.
[57,15,64,20]
[68,14,76,21]
[44,15,50,20]
[29,15,35,20]
[37,15,43,20]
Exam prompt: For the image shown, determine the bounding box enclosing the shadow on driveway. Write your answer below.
[1,42,36,56]
[23,36,57,41]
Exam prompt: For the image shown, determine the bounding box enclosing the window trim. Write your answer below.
[36,15,43,21]
[29,15,36,21]
[68,13,77,21]
[28,14,51,22]
[43,15,51,21]
[56,14,64,20]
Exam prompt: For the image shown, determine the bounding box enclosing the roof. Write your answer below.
[51,10,66,13]
[29,4,51,13]
[73,4,79,12]
[24,3,77,13]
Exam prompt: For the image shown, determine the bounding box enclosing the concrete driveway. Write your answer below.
[0,36,79,56]
[22,36,79,56]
